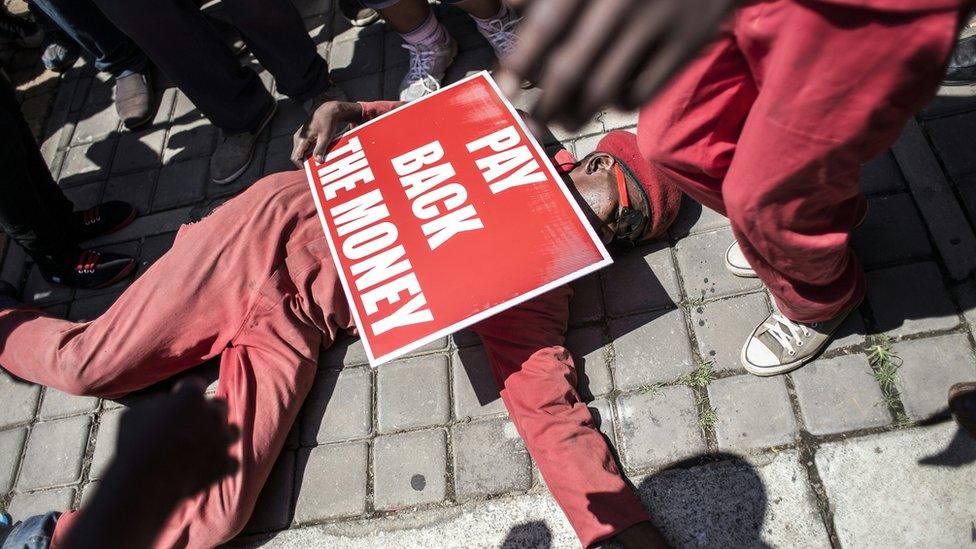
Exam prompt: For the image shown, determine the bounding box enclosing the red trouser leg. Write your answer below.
[639,1,960,322]
[0,172,333,548]
[473,289,649,548]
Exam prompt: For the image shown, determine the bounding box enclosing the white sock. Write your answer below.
[402,11,448,46]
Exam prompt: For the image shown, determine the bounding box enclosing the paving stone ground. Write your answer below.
[2,1,976,546]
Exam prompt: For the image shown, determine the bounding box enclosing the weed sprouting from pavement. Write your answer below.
[867,335,913,427]
[697,401,717,432]
[679,360,714,388]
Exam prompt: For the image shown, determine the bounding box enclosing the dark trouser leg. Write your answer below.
[29,0,147,77]
[90,0,271,132]
[221,0,332,100]
[0,74,79,270]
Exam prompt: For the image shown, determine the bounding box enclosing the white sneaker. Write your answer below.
[725,240,758,278]
[740,304,858,376]
[476,12,521,60]
[399,35,458,101]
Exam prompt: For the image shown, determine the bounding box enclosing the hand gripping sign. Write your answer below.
[304,72,611,366]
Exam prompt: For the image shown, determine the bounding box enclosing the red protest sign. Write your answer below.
[304,72,611,366]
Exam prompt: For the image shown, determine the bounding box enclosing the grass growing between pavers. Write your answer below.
[867,335,914,427]
[679,360,718,433]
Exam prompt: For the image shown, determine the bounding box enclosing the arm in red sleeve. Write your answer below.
[470,287,649,547]
[357,100,406,123]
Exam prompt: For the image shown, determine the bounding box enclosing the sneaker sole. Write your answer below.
[94,259,138,290]
[739,300,862,377]
[211,100,278,185]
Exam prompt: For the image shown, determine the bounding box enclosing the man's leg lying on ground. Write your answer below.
[472,290,665,548]
[640,1,962,376]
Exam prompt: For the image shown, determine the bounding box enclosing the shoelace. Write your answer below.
[402,43,445,95]
[763,314,812,357]
[479,16,522,58]
[81,208,101,226]
[75,250,101,275]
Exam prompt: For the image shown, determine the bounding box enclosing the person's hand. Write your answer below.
[111,378,240,501]
[497,0,736,130]
[291,101,365,168]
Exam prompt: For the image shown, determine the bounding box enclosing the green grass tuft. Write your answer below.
[679,360,715,389]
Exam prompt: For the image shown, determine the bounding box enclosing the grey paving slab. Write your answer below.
[615,385,706,470]
[452,418,531,501]
[851,193,931,267]
[816,423,976,547]
[111,127,165,173]
[858,149,907,195]
[587,398,617,446]
[61,139,115,184]
[336,72,384,104]
[103,169,157,214]
[602,242,681,317]
[952,277,976,330]
[163,116,217,164]
[403,337,449,357]
[294,441,368,523]
[84,206,192,248]
[329,31,383,81]
[61,180,104,210]
[0,372,40,429]
[90,407,123,481]
[894,333,976,420]
[269,99,307,138]
[564,326,612,399]
[319,336,369,368]
[19,416,91,490]
[450,329,481,348]
[609,309,695,389]
[709,375,797,452]
[1,243,28,287]
[136,232,176,277]
[925,109,976,178]
[153,157,209,211]
[8,487,76,518]
[867,262,960,337]
[568,272,603,326]
[265,134,296,175]
[824,308,867,353]
[243,450,295,534]
[373,429,447,510]
[690,292,769,373]
[0,427,26,493]
[674,228,763,301]
[452,346,507,419]
[638,451,829,548]
[377,354,450,433]
[300,367,372,445]
[71,101,119,145]
[669,196,729,239]
[791,354,890,435]
[39,388,99,420]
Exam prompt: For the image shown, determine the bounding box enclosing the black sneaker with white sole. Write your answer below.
[209,100,277,185]
[75,200,138,243]
[42,250,136,290]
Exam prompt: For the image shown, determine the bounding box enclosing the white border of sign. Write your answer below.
[305,71,613,367]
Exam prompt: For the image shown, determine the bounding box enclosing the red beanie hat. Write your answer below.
[594,131,681,241]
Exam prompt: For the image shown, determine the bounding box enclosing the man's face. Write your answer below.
[564,152,648,246]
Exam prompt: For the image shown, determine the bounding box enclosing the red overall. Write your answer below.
[638,0,965,322]
[0,170,646,545]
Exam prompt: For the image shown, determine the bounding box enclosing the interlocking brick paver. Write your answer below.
[85,206,192,248]
[373,429,447,510]
[597,108,638,131]
[452,346,507,419]
[243,451,295,534]
[824,309,867,353]
[300,367,372,445]
[709,374,797,452]
[329,32,383,81]
[0,371,40,429]
[39,388,99,420]
[867,262,959,337]
[670,197,730,239]
[675,228,763,301]
[587,398,617,446]
[62,180,104,209]
[318,336,369,368]
[791,355,890,435]
[8,487,76,518]
[443,47,495,84]
[851,194,931,267]
[602,243,681,317]
[19,416,91,490]
[269,100,307,138]
[1,427,26,492]
[404,337,449,357]
[103,170,157,213]
[453,418,531,501]
[690,292,769,373]
[62,141,114,184]
[615,385,705,470]
[609,309,695,389]
[568,273,604,326]
[163,117,217,164]
[137,232,177,276]
[111,128,166,173]
[71,102,119,145]
[294,441,368,523]
[154,158,209,210]
[926,110,976,178]
[90,408,123,481]
[894,333,976,420]
[377,354,450,433]
[565,326,611,399]
[859,150,907,195]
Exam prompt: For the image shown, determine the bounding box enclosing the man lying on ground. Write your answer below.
[0,99,681,549]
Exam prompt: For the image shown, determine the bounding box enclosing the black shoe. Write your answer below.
[75,201,137,243]
[0,280,21,309]
[338,0,379,27]
[944,34,976,86]
[0,13,43,48]
[42,250,136,290]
